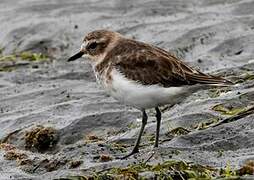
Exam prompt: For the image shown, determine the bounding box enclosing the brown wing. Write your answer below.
[105,39,232,87]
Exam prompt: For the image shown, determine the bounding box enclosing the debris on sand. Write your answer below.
[32,158,68,173]
[99,154,113,162]
[0,143,16,151]
[69,160,83,169]
[25,125,59,152]
[3,149,33,167]
[85,134,104,144]
[4,150,28,160]
[238,160,254,175]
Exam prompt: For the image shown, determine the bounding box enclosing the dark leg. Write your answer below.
[143,107,162,163]
[121,110,148,159]
[154,107,161,148]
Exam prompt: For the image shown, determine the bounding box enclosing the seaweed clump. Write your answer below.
[3,149,32,166]
[62,160,217,179]
[212,104,247,116]
[194,118,219,130]
[25,125,58,152]
[0,51,48,62]
[58,160,254,179]
[84,134,104,144]
[167,127,191,136]
[69,160,83,169]
[208,88,231,98]
[238,160,254,175]
[4,150,28,161]
[0,51,49,72]
[20,51,48,61]
[99,154,113,162]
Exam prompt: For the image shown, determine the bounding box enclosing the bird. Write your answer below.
[68,30,233,159]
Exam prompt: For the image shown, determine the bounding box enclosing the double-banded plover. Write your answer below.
[68,30,232,159]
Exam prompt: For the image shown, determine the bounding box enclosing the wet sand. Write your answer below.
[0,0,254,179]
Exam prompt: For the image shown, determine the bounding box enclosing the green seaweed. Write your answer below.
[20,51,47,61]
[0,55,16,61]
[127,122,139,129]
[0,51,48,62]
[56,159,254,179]
[102,160,215,179]
[220,162,237,178]
[145,134,155,142]
[244,74,254,81]
[217,149,224,158]
[212,104,247,116]
[0,66,16,72]
[208,88,230,98]
[236,73,254,83]
[0,51,48,72]
[194,118,219,130]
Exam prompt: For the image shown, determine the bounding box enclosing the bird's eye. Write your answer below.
[88,42,97,50]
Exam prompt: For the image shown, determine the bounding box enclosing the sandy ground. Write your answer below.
[0,0,254,179]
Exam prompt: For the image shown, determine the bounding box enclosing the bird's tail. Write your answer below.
[186,72,234,86]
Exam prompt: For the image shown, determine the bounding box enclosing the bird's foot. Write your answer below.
[120,147,139,159]
[143,147,160,163]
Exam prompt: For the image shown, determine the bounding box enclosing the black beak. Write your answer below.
[67,51,84,62]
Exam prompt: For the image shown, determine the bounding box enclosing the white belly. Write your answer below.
[101,69,187,110]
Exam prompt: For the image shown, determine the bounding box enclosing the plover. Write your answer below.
[68,30,233,158]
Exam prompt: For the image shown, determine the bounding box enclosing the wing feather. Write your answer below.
[102,39,233,87]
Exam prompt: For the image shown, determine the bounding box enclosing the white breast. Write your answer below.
[103,69,186,110]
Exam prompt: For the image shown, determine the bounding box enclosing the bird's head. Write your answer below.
[68,30,122,64]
